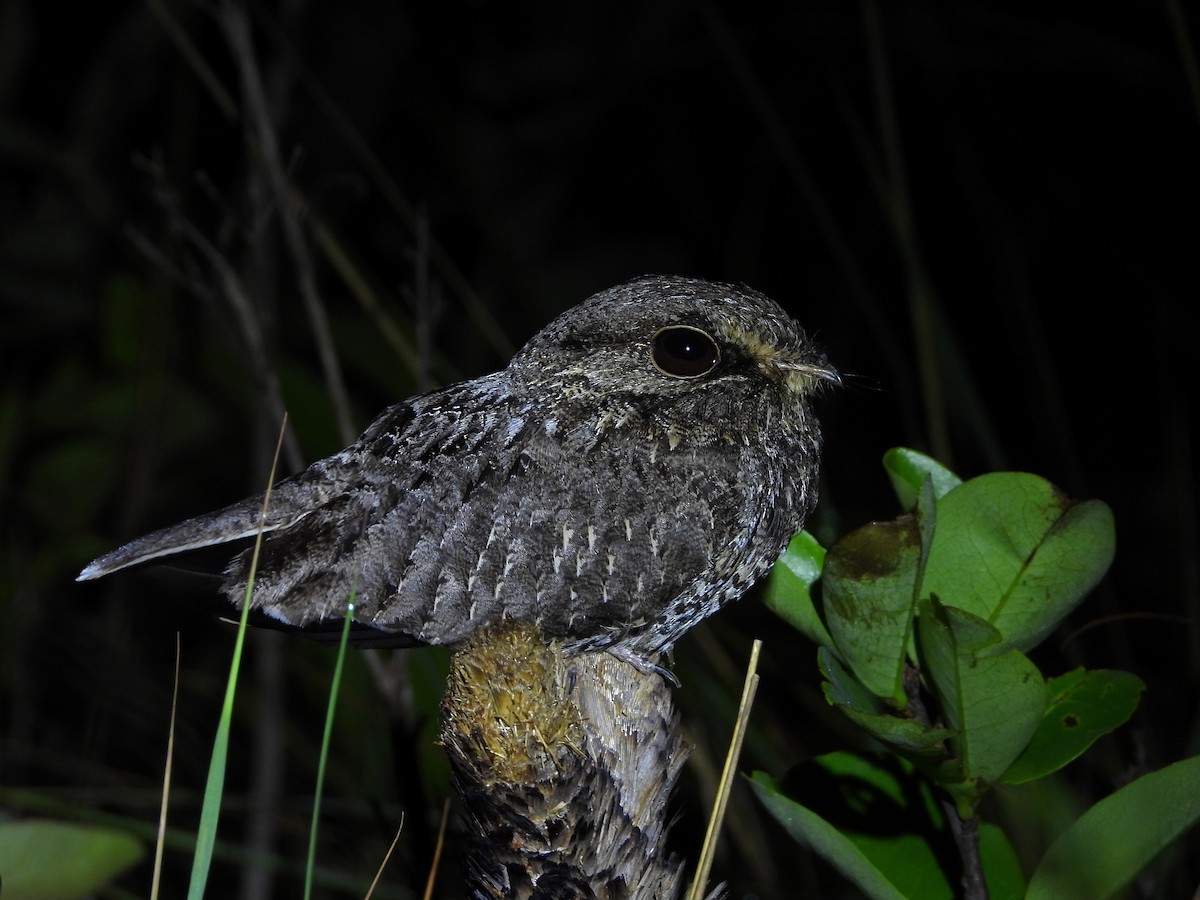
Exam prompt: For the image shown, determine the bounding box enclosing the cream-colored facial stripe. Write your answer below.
[716,320,839,393]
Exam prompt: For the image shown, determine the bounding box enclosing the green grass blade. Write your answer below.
[188,417,287,900]
[304,593,357,900]
[187,559,256,899]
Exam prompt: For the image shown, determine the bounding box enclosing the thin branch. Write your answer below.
[861,0,951,465]
[150,633,182,900]
[404,205,445,394]
[143,0,239,121]
[304,207,424,379]
[1164,0,1200,125]
[904,665,988,900]
[126,158,305,471]
[220,0,357,445]
[422,799,449,900]
[365,814,405,900]
[942,798,988,900]
[688,640,762,900]
[695,0,923,445]
[249,7,516,360]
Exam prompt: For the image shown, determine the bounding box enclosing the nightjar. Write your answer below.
[78,276,837,660]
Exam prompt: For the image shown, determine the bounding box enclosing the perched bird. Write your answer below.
[78,276,836,662]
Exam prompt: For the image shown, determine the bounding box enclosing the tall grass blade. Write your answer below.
[688,639,763,900]
[367,814,406,900]
[151,633,182,900]
[187,416,288,899]
[303,592,357,899]
[420,799,448,900]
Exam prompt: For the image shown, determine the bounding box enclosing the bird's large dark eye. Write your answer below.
[650,326,721,378]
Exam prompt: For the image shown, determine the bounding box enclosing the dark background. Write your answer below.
[2,1,1197,897]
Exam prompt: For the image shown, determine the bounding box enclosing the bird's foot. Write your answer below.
[605,645,680,687]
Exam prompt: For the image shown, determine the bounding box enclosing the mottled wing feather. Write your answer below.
[221,376,527,629]
[372,428,737,649]
[225,377,742,652]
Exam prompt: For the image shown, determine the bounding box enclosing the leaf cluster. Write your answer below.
[756,449,1199,899]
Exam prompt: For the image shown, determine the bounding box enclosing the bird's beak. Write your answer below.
[770,356,841,393]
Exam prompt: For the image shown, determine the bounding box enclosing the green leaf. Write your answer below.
[837,703,958,765]
[764,530,834,649]
[1003,668,1145,784]
[921,472,1115,652]
[823,516,922,704]
[978,823,1027,900]
[1026,755,1200,900]
[821,648,956,764]
[818,645,885,714]
[883,447,962,509]
[0,819,144,899]
[816,752,953,900]
[753,756,1024,900]
[750,770,910,900]
[916,600,1046,794]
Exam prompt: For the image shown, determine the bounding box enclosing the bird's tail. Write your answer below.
[77,482,318,582]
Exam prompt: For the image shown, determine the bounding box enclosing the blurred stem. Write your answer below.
[220,0,356,446]
[905,665,988,899]
[695,0,925,444]
[242,631,285,900]
[407,205,440,394]
[252,9,515,362]
[143,0,238,121]
[305,596,356,899]
[1164,0,1200,124]
[123,169,305,472]
[943,802,988,900]
[862,0,953,466]
[219,9,318,897]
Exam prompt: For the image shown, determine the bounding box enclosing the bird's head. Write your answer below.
[509,275,838,446]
